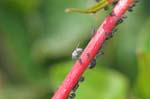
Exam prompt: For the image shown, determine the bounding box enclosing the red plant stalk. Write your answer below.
[52,0,134,99]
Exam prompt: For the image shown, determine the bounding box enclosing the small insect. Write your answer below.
[128,0,139,13]
[88,58,96,69]
[110,28,118,38]
[65,0,117,14]
[72,83,79,92]
[96,50,104,57]
[122,15,128,19]
[72,43,83,60]
[105,28,117,40]
[116,18,123,25]
[132,3,136,7]
[79,76,85,83]
[68,92,76,99]
[78,58,83,64]
[111,28,118,34]
[128,7,133,12]
[128,2,137,12]
[72,76,84,93]
[105,32,112,40]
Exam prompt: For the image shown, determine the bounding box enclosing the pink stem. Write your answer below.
[52,0,134,99]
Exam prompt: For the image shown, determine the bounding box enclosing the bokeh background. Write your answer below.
[0,0,149,99]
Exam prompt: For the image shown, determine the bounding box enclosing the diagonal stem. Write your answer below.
[52,0,134,99]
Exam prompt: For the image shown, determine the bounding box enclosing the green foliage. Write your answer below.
[0,0,149,99]
[50,61,128,99]
[134,19,150,98]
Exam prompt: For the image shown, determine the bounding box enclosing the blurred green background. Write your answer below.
[0,0,149,99]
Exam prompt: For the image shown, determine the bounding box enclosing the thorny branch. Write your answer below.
[52,0,139,99]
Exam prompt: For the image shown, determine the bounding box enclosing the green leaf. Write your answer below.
[134,18,150,98]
